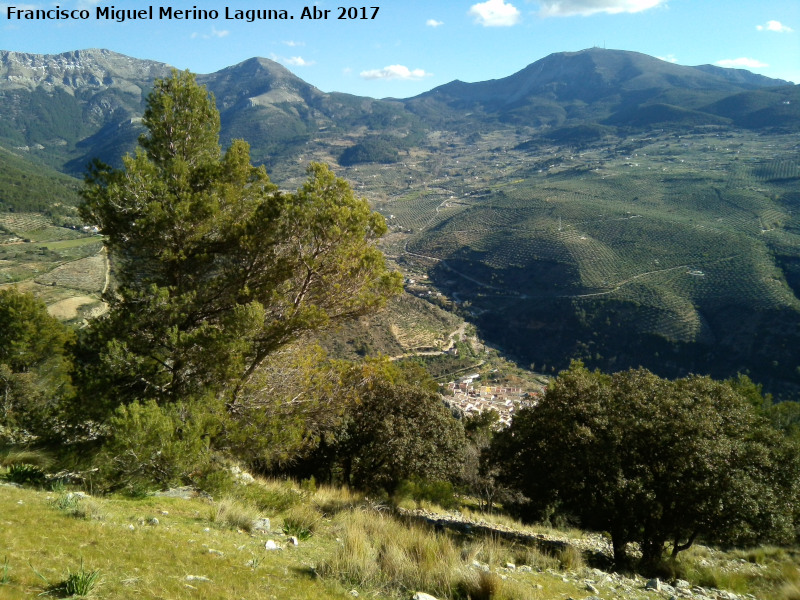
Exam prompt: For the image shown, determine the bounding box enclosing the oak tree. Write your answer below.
[492,362,800,571]
[0,288,74,439]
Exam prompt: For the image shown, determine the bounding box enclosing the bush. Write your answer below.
[393,478,458,510]
[61,559,100,597]
[332,374,467,494]
[51,492,105,520]
[493,363,800,571]
[0,448,53,469]
[94,399,222,493]
[4,463,45,485]
[282,504,322,540]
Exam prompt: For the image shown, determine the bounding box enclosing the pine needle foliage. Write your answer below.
[77,69,402,412]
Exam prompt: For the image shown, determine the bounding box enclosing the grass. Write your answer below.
[208,496,260,532]
[60,558,101,597]
[672,544,800,599]
[0,448,53,469]
[51,492,106,521]
[2,480,799,599]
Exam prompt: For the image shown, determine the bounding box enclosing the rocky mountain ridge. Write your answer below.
[1,46,796,174]
[0,48,170,94]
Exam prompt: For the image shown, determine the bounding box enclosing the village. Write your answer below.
[442,371,543,427]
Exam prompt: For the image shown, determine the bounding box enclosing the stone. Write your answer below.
[265,540,281,550]
[349,590,359,597]
[252,517,271,532]
[660,582,677,595]
[412,593,439,600]
[185,575,211,582]
[148,517,159,526]
[288,536,299,546]
[586,582,599,593]
[505,562,516,570]
[154,487,195,499]
[472,560,490,572]
[646,577,661,591]
[230,465,256,484]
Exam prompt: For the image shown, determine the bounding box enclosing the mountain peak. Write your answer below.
[199,56,324,110]
[0,48,171,93]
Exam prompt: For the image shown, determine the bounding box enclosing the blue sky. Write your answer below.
[2,0,799,98]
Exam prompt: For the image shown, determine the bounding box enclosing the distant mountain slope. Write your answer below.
[1,47,796,175]
[0,147,80,217]
[2,46,800,396]
[0,49,423,173]
[403,48,794,130]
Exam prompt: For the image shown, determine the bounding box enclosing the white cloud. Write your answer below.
[284,56,314,67]
[756,20,793,33]
[270,53,315,67]
[715,57,769,69]
[191,27,229,39]
[282,40,305,47]
[657,54,678,63]
[360,65,432,80]
[537,0,665,17]
[426,18,444,27]
[469,0,521,27]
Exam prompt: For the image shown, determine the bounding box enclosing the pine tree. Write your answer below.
[79,70,401,409]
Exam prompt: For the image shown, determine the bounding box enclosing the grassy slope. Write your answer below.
[1,480,799,600]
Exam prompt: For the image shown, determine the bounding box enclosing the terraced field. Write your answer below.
[0,212,106,322]
[360,129,800,397]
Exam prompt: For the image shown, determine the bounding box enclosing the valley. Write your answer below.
[1,46,799,396]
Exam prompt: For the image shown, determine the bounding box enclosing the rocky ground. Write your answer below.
[398,507,764,600]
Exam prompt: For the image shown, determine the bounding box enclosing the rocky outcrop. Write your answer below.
[0,49,170,94]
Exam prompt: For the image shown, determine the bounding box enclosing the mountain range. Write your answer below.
[0,47,797,174]
[2,47,800,397]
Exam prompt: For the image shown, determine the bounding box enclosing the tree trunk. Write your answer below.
[611,535,631,571]
[640,538,666,574]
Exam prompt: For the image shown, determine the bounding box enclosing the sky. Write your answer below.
[2,0,799,98]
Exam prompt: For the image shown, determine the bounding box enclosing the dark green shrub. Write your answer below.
[94,399,222,493]
[394,478,458,509]
[4,463,45,485]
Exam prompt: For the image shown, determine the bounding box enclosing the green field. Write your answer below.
[0,212,106,321]
[360,129,800,396]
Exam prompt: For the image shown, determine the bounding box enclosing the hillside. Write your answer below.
[370,127,800,396]
[402,48,795,130]
[1,479,796,600]
[2,46,800,395]
[0,49,425,175]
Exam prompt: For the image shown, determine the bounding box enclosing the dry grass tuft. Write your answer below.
[556,545,584,572]
[209,496,260,532]
[323,508,469,598]
[0,449,53,469]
